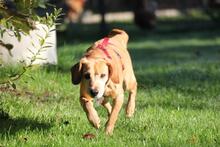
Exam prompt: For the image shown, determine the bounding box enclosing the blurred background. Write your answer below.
[53,0,220,35]
[35,0,220,55]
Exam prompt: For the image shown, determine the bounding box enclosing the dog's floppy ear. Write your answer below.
[107,62,120,84]
[71,58,88,85]
[71,62,82,85]
[108,28,129,47]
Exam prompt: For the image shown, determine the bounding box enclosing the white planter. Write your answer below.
[0,23,57,65]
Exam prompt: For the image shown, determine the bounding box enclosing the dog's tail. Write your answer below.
[108,29,129,49]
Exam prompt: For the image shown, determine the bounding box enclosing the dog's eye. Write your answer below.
[84,73,91,80]
[100,74,106,78]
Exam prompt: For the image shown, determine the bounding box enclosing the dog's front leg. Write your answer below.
[105,90,124,135]
[80,97,100,129]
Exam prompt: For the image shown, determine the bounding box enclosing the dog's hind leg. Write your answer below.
[125,76,137,118]
[80,97,100,129]
[101,98,112,116]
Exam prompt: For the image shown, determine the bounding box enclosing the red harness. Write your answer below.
[96,37,112,59]
[96,37,124,70]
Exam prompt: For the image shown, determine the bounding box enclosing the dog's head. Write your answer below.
[71,57,119,99]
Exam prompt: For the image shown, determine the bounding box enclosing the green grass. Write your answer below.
[1,16,220,146]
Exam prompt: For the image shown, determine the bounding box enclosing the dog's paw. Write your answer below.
[88,115,100,129]
[94,122,100,129]
[105,126,114,135]
[91,118,100,129]
[126,113,133,118]
[126,110,134,118]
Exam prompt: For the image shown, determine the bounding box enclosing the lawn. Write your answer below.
[1,15,220,146]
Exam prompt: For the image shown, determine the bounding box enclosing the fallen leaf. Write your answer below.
[83,133,96,139]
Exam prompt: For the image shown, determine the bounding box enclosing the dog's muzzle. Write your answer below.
[90,89,99,97]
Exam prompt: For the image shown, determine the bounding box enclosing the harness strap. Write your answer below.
[96,37,125,70]
[96,37,112,59]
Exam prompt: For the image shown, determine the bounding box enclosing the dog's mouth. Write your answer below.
[89,89,104,99]
[91,92,103,99]
[95,94,103,99]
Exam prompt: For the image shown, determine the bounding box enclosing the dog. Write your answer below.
[71,29,137,135]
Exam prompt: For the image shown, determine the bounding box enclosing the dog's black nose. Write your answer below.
[90,89,98,97]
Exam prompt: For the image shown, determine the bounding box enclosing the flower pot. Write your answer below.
[0,23,57,65]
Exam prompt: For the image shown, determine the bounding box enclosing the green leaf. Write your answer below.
[42,45,53,49]
[27,48,35,55]
[36,57,47,60]
[40,38,45,46]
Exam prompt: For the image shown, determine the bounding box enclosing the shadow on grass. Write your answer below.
[0,110,51,136]
[136,68,220,90]
[130,44,220,65]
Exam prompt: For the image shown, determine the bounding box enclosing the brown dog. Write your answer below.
[71,29,137,135]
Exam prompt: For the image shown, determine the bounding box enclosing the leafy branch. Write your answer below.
[0,8,63,88]
[0,0,62,40]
